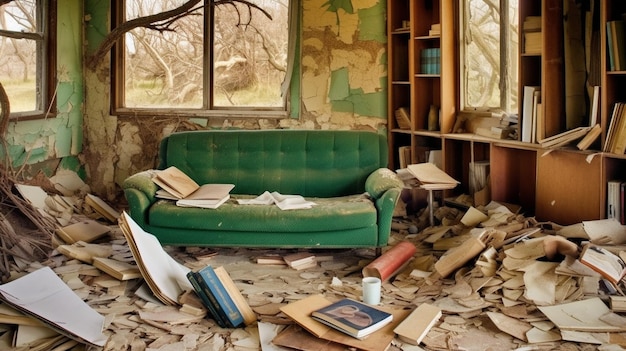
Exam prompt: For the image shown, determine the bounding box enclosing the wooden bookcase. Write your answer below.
[387,0,456,169]
[387,0,626,225]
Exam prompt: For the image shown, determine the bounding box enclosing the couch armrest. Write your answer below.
[365,168,404,246]
[365,168,404,199]
[122,170,159,226]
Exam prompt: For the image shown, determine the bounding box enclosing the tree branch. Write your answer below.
[86,0,273,71]
[86,0,204,71]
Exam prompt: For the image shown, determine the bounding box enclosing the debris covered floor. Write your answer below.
[1,195,625,351]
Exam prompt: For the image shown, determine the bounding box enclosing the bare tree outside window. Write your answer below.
[0,0,43,114]
[121,0,289,111]
[461,0,519,114]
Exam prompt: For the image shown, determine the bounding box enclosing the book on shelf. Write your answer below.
[420,48,440,74]
[607,20,626,71]
[310,298,393,339]
[604,102,626,153]
[608,180,623,222]
[579,244,626,285]
[523,31,542,54]
[428,23,440,36]
[622,182,626,225]
[521,86,540,143]
[522,16,542,31]
[576,124,601,150]
[538,126,591,149]
[589,85,600,126]
[397,146,411,169]
[394,107,411,129]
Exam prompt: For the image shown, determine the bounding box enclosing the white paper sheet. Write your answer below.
[0,266,107,347]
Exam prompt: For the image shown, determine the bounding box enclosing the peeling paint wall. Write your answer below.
[3,0,83,178]
[78,0,389,201]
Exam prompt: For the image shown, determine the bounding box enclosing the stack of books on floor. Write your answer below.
[186,265,256,328]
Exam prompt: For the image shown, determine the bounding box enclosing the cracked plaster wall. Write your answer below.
[2,0,83,180]
[79,0,389,201]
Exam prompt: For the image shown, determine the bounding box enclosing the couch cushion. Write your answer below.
[149,194,376,233]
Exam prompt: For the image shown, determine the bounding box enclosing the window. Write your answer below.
[0,0,56,119]
[460,0,518,114]
[114,0,294,117]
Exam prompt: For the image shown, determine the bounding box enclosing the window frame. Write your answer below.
[458,0,518,115]
[0,0,57,121]
[111,0,292,119]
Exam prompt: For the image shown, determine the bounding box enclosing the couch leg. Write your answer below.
[375,247,382,256]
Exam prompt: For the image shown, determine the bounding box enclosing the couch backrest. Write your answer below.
[158,130,388,197]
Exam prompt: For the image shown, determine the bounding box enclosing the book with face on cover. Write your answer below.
[310,298,393,339]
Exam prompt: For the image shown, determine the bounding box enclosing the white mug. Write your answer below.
[362,277,381,305]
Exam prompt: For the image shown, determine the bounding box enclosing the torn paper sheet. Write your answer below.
[237,191,317,210]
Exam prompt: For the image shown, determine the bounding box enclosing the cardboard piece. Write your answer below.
[279,294,409,351]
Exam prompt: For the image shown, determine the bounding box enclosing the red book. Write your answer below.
[362,241,416,281]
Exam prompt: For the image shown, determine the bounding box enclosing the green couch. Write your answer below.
[122,129,404,248]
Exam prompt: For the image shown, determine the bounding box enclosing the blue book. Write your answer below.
[186,271,228,328]
[196,266,244,328]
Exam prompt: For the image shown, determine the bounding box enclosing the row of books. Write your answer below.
[420,48,440,75]
[186,265,256,328]
[604,102,626,154]
[607,20,626,71]
[607,180,626,225]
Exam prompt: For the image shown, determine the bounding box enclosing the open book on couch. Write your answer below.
[152,166,234,208]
